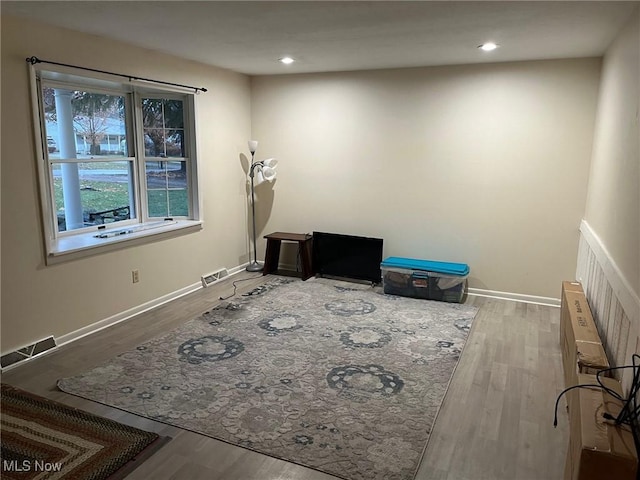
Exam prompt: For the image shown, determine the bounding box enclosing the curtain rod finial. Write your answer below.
[26,56,40,65]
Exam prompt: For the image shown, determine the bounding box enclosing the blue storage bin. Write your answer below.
[380,256,469,303]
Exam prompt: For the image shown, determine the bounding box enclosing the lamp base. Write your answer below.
[246,261,264,272]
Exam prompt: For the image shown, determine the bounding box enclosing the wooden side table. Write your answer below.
[263,232,314,280]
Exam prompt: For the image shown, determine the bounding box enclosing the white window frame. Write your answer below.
[28,63,202,263]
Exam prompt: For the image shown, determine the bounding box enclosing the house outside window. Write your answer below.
[30,66,201,259]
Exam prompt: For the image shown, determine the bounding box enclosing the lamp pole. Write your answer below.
[247,147,263,272]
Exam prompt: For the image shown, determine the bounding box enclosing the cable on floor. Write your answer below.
[219,274,264,300]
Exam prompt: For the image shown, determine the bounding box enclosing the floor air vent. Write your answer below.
[201,268,229,287]
[1,336,57,369]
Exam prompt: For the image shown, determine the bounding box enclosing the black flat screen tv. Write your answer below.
[313,231,383,284]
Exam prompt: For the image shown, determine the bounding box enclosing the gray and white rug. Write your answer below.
[58,277,478,480]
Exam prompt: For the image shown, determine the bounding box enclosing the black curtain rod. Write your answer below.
[26,56,207,94]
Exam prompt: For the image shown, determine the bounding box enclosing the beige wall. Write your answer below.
[1,16,252,353]
[251,59,602,299]
[0,14,615,354]
[581,8,639,390]
[585,8,640,297]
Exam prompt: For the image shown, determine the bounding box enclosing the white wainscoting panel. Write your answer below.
[577,220,640,393]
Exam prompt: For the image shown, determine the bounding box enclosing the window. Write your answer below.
[141,97,189,218]
[30,66,201,259]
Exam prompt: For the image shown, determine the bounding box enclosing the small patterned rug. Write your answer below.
[58,277,478,480]
[0,383,164,480]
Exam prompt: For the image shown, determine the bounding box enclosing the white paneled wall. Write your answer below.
[577,220,640,393]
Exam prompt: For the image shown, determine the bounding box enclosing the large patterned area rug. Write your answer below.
[0,383,164,480]
[58,277,478,480]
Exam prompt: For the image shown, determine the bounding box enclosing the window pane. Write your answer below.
[146,161,188,217]
[42,87,127,159]
[144,130,164,157]
[143,129,184,158]
[53,161,134,232]
[163,100,184,128]
[166,129,184,158]
[141,99,163,128]
[147,190,189,217]
[141,97,185,158]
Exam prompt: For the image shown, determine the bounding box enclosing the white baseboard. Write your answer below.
[467,287,560,307]
[56,281,203,348]
[1,283,203,372]
[2,266,253,371]
[228,262,251,275]
[283,261,561,307]
[2,263,561,373]
[57,264,250,348]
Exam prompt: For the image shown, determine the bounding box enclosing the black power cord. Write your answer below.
[219,274,264,300]
[554,354,640,479]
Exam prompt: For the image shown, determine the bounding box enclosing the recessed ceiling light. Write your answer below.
[478,42,499,52]
[279,57,295,64]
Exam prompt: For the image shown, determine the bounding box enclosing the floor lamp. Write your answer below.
[246,140,277,272]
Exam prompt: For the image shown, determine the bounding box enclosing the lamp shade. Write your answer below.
[248,140,258,153]
[255,169,265,185]
[262,166,277,182]
[263,158,278,169]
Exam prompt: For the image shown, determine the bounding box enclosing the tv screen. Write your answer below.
[313,232,383,284]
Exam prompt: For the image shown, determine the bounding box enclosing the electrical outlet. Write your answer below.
[132,270,139,283]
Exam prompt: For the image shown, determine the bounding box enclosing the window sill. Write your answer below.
[46,220,203,264]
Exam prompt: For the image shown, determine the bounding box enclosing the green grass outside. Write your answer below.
[51,161,129,171]
[54,178,188,227]
[51,161,182,171]
[147,189,189,217]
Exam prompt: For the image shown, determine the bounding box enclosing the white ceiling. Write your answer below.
[2,1,638,75]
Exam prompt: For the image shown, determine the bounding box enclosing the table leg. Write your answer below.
[300,238,314,281]
[263,239,282,275]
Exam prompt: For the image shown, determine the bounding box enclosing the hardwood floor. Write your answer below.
[2,272,568,480]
